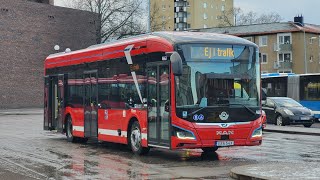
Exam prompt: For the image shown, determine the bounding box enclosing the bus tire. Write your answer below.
[66,116,77,143]
[304,124,312,128]
[129,121,150,155]
[202,147,218,153]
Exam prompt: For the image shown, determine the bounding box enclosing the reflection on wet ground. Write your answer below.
[1,115,320,179]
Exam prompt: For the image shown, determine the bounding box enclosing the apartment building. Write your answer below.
[150,0,234,31]
[197,16,320,74]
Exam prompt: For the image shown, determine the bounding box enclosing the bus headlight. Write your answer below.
[173,126,196,140]
[251,126,262,138]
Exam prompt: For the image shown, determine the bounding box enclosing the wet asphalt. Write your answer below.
[0,114,319,179]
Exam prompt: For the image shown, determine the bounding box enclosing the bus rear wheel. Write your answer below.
[129,121,150,155]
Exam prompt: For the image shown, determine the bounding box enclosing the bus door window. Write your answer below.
[159,66,169,141]
[147,68,157,140]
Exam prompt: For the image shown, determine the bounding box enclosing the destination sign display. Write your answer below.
[190,46,245,60]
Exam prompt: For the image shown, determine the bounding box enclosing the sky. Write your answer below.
[54,0,320,25]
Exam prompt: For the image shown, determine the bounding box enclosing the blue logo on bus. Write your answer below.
[193,114,204,121]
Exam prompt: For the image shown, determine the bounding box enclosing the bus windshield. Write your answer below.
[175,44,261,122]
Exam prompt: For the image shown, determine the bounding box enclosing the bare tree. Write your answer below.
[218,7,242,27]
[149,1,168,32]
[63,0,145,43]
[219,7,283,27]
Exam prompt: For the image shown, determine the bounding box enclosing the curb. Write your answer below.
[230,166,267,180]
[263,128,320,136]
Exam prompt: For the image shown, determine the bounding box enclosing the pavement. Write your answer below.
[0,108,43,116]
[2,108,320,179]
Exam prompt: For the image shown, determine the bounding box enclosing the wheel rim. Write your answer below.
[276,116,283,126]
[131,127,141,152]
[67,119,73,138]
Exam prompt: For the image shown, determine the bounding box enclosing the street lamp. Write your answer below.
[295,22,307,73]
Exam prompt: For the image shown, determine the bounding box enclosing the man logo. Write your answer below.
[219,111,229,121]
[221,123,228,128]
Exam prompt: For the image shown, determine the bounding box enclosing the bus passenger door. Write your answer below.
[84,71,98,138]
[147,62,170,148]
[56,75,65,132]
[44,76,50,130]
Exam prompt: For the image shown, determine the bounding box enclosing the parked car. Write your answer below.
[262,97,315,127]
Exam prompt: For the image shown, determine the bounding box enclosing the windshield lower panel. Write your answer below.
[175,44,261,123]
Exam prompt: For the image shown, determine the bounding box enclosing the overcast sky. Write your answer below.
[54,0,320,25]
[234,0,320,24]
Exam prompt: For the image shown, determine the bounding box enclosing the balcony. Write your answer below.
[273,61,293,69]
[175,7,187,12]
[175,17,187,23]
[274,43,292,52]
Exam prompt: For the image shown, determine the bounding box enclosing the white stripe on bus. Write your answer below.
[73,126,84,132]
[98,129,147,140]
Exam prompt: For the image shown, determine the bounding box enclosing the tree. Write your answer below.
[218,7,242,27]
[149,1,168,32]
[63,0,145,43]
[219,7,283,27]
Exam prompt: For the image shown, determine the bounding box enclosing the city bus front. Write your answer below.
[171,43,262,150]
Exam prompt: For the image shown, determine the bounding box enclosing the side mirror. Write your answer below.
[166,52,183,76]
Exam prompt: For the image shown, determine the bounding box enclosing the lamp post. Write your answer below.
[295,22,307,73]
[147,0,151,33]
[310,36,318,72]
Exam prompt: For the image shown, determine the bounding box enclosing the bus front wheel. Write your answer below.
[202,147,218,153]
[129,121,150,155]
[66,116,88,143]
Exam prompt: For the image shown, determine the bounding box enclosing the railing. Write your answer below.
[273,61,293,69]
[274,43,292,52]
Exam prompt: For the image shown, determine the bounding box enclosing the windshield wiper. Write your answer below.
[220,103,256,115]
[187,106,220,117]
[186,104,256,117]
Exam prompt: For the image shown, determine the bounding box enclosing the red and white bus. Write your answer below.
[44,32,263,155]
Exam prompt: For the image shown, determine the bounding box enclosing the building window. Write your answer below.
[203,2,207,8]
[187,12,191,18]
[278,52,292,62]
[310,37,316,44]
[243,37,253,42]
[261,53,268,64]
[278,33,291,44]
[203,13,208,20]
[187,24,191,28]
[203,24,207,28]
[310,55,314,62]
[259,36,268,47]
[162,4,166,10]
[221,5,225,11]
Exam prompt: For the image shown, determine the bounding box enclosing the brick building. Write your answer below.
[0,0,97,108]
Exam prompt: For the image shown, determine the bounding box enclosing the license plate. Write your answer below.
[301,117,310,120]
[215,141,234,147]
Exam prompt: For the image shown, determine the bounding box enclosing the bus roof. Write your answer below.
[152,31,258,47]
[261,73,296,78]
[47,31,258,59]
[261,73,320,78]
